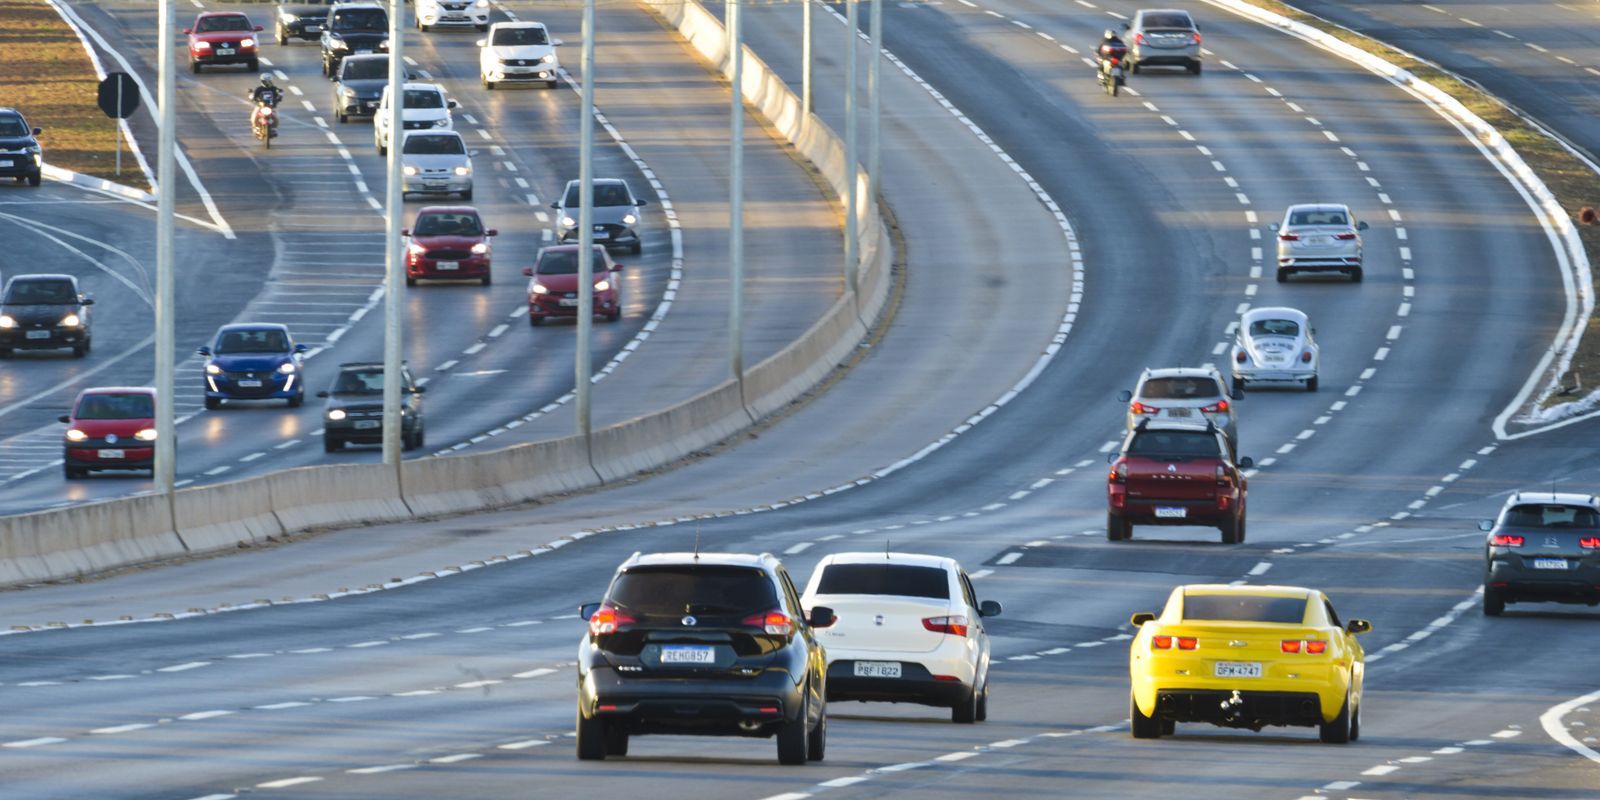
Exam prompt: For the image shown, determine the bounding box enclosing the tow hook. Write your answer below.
[1219,690,1244,724]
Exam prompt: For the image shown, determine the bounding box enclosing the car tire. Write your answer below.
[606,310,621,323]
[323,434,341,453]
[630,241,642,255]
[576,707,607,761]
[776,692,810,765]
[418,21,429,32]
[806,705,827,761]
[205,397,221,410]
[1319,693,1353,744]
[288,394,303,409]
[336,108,347,124]
[975,680,989,721]
[72,343,87,358]
[461,188,473,201]
[953,682,979,724]
[26,171,41,187]
[1483,587,1506,616]
[1107,512,1132,542]
[1160,718,1176,736]
[1349,696,1361,742]
[191,60,201,74]
[64,464,87,479]
[248,58,260,73]
[1189,60,1201,75]
[1350,267,1364,283]
[276,26,287,46]
[1129,61,1141,75]
[0,347,9,358]
[477,23,489,32]
[405,275,417,287]
[484,77,496,90]
[377,143,387,157]
[480,274,492,286]
[1276,268,1289,283]
[547,79,560,89]
[529,314,543,326]
[1220,513,1242,545]
[1130,691,1162,739]
[603,726,629,757]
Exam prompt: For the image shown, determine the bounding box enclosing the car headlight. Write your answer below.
[330,38,347,50]
[59,314,81,327]
[403,165,418,176]
[205,363,222,375]
[65,429,88,442]
[595,280,611,292]
[327,409,347,421]
[433,118,450,129]
[342,87,358,97]
[476,0,489,6]
[540,54,554,64]
[194,40,212,50]
[280,12,297,23]
[622,213,637,225]
[470,242,488,254]
[531,283,549,294]
[407,242,427,256]
[241,38,256,48]
[0,315,14,328]
[453,165,470,176]
[135,428,158,442]
[278,362,297,374]
[560,216,575,228]
[378,39,390,50]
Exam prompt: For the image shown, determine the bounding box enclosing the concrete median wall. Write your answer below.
[0,0,891,588]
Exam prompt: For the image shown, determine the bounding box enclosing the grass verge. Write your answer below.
[0,0,145,189]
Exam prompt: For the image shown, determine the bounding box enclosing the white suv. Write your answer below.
[374,82,456,155]
[415,0,489,32]
[801,552,1001,723]
[478,21,562,89]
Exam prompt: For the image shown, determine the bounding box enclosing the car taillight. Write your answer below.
[922,615,970,637]
[1282,639,1328,654]
[743,611,794,636]
[1300,350,1313,363]
[1176,636,1198,651]
[588,604,636,636]
[1201,400,1229,413]
[1280,640,1301,653]
[1580,537,1600,549]
[1192,32,1202,44]
[1305,640,1328,655]
[1134,33,1145,45]
[1131,401,1158,414]
[1235,350,1247,363]
[1151,635,1172,650]
[1279,233,1299,241]
[1334,232,1358,240]
[1110,460,1128,484]
[1490,533,1524,547]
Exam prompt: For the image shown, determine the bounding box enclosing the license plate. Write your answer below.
[593,231,610,240]
[436,261,459,271]
[559,298,579,307]
[1534,558,1569,570]
[217,47,234,54]
[1154,507,1187,519]
[306,25,321,32]
[1214,661,1261,678]
[237,379,262,388]
[660,645,716,664]
[1309,236,1331,245]
[1167,408,1192,417]
[356,49,373,54]
[99,449,125,459]
[25,330,50,340]
[0,160,11,168]
[354,420,380,430]
[853,661,902,678]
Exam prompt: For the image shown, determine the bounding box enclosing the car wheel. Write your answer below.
[547,79,560,89]
[1306,375,1318,392]
[205,396,221,410]
[1129,60,1141,75]
[975,680,989,721]
[529,314,543,326]
[418,21,429,32]
[72,343,87,358]
[1483,586,1506,616]
[248,58,260,72]
[1349,696,1361,742]
[1130,691,1162,739]
[414,427,424,449]
[606,309,621,323]
[1276,268,1289,283]
[336,108,347,124]
[576,706,607,761]
[1107,512,1131,542]
[630,241,642,255]
[1220,513,1242,545]
[1319,692,1353,744]
[276,26,287,46]
[288,393,303,409]
[806,703,827,761]
[191,60,201,74]
[776,691,809,765]
[484,77,495,90]
[63,464,86,479]
[461,188,473,201]
[476,23,489,32]
[603,726,629,757]
[402,430,418,451]
[953,682,980,724]
[1350,267,1364,283]
[405,275,417,287]
[1161,718,1176,736]
[0,347,9,358]
[1236,513,1247,544]
[1189,60,1201,75]
[481,274,492,286]
[377,143,387,157]
[26,172,41,187]
[323,434,341,453]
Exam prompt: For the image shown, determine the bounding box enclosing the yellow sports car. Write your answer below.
[1128,584,1371,743]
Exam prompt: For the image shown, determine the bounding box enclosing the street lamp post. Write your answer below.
[843,0,858,296]
[154,0,177,502]
[729,0,745,381]
[577,0,596,441]
[868,0,882,200]
[381,0,406,468]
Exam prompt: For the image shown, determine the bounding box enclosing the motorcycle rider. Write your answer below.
[1096,28,1129,80]
[247,75,283,136]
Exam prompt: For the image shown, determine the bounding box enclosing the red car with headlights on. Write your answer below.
[522,244,624,325]
[404,206,497,286]
[59,387,157,479]
[186,12,265,73]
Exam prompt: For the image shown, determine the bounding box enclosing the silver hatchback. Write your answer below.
[1118,366,1239,446]
[400,130,473,200]
[1272,203,1368,283]
[1124,9,1201,75]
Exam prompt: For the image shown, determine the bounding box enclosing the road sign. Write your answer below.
[97,72,140,119]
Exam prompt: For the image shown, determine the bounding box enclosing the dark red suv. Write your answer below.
[403,206,497,286]
[59,387,157,479]
[1107,419,1252,544]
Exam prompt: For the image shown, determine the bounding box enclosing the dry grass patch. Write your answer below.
[0,0,145,188]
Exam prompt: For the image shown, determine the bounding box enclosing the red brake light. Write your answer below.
[922,615,970,637]
[1305,640,1328,655]
[1279,233,1300,241]
[1131,401,1158,414]
[1490,533,1525,547]
[1134,33,1145,45]
[1201,400,1229,413]
[1176,636,1198,651]
[1151,635,1173,650]
[589,604,636,636]
[1300,350,1313,363]
[742,611,794,636]
[1334,232,1358,240]
[1280,640,1301,653]
[1235,350,1247,363]
[1580,537,1600,549]
[1192,32,1201,44]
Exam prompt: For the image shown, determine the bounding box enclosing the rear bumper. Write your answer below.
[1109,498,1236,526]
[1131,48,1199,65]
[1151,689,1328,729]
[1488,562,1600,603]
[824,661,969,706]
[1234,367,1315,384]
[581,666,804,735]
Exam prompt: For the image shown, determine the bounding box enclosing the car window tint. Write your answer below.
[343,58,387,80]
[959,573,978,609]
[217,329,288,354]
[76,393,154,420]
[414,213,480,236]
[333,9,386,30]
[5,281,74,304]
[1127,430,1221,458]
[403,89,445,109]
[1506,504,1600,528]
[403,135,464,155]
[0,117,25,137]
[1182,594,1306,623]
[1140,377,1221,400]
[198,15,250,32]
[1290,209,1348,226]
[607,566,777,617]
[536,249,607,275]
[1248,319,1299,338]
[334,370,384,393]
[1141,12,1193,28]
[814,564,950,599]
[492,27,548,46]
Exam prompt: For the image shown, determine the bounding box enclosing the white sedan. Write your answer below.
[1233,306,1319,391]
[478,21,562,89]
[800,552,1001,723]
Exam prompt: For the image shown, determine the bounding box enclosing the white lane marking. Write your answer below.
[180,710,234,721]
[88,674,134,681]
[1248,562,1271,576]
[327,696,376,703]
[1363,765,1399,776]
[1491,728,1522,738]
[392,690,440,697]
[784,542,814,555]
[1323,782,1360,791]
[456,680,503,689]
[3,737,68,748]
[400,632,440,640]
[1008,490,1030,500]
[970,569,993,579]
[349,765,417,774]
[91,723,154,734]
[513,668,557,679]
[996,552,1023,565]
[1029,478,1053,490]
[499,739,549,750]
[258,777,322,789]
[255,701,312,710]
[431,753,483,764]
[291,647,331,654]
[158,661,211,673]
[1434,746,1464,754]
[347,640,387,648]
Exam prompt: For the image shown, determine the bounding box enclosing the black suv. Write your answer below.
[0,274,93,358]
[1480,492,1600,616]
[577,552,834,764]
[320,3,390,78]
[316,362,425,452]
[0,108,43,187]
[276,0,335,45]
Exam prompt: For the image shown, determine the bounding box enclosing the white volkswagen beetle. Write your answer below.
[1232,306,1319,391]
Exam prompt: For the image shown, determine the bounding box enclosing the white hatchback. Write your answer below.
[478,21,562,89]
[801,552,1001,723]
[374,82,457,155]
[416,0,489,32]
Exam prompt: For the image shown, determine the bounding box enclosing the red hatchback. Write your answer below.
[59,387,157,479]
[403,206,497,286]
[522,244,624,325]
[186,12,264,73]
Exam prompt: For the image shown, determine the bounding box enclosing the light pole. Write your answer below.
[843,0,858,296]
[154,0,176,502]
[381,0,406,468]
[802,0,813,114]
[868,0,882,201]
[576,0,596,442]
[729,0,745,381]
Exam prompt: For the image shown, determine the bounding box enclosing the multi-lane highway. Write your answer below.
[1,0,1598,798]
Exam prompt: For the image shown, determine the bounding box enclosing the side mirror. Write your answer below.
[521,267,535,277]
[579,601,601,621]
[255,25,264,32]
[807,606,835,628]
[1120,22,1129,30]
[1116,389,1132,402]
[549,201,560,209]
[400,228,410,237]
[1347,619,1372,634]
[474,39,486,47]
[1238,456,1254,468]
[58,414,70,424]
[1357,221,1370,231]
[636,198,649,206]
[1106,452,1120,464]
[1268,222,1280,232]
[612,264,625,272]
[412,385,427,394]
[979,600,1003,618]
[447,99,459,109]
[1130,612,1155,627]
[1478,519,1494,532]
[183,28,193,34]
[196,346,212,356]
[80,297,95,306]
[293,343,309,353]
[485,228,499,237]
[468,149,480,158]
[32,127,42,136]
[552,38,564,46]
[316,390,330,398]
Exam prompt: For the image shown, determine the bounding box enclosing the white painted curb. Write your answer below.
[41,164,155,203]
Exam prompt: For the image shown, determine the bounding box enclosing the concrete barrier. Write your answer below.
[174,475,285,554]
[264,463,411,533]
[402,433,602,518]
[0,493,184,587]
[590,380,755,483]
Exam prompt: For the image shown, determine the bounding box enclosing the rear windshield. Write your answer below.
[563,183,634,207]
[1289,208,1349,226]
[607,566,777,617]
[217,329,289,354]
[536,249,608,275]
[1140,376,1222,400]
[331,8,386,31]
[402,134,464,155]
[4,280,75,304]
[1503,504,1600,528]
[1183,594,1306,623]
[814,564,949,599]
[1248,319,1299,338]
[1127,430,1220,458]
[341,57,388,80]
[76,393,154,420]
[1140,12,1194,29]
[492,26,549,46]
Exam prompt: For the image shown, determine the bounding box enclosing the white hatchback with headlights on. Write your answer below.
[416,0,489,32]
[478,21,562,89]
[800,552,1001,723]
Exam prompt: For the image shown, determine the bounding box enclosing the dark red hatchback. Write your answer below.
[522,244,624,325]
[404,206,497,286]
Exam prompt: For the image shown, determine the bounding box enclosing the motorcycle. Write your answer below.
[1098,55,1126,97]
[251,94,280,149]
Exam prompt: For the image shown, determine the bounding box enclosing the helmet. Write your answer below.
[1103,29,1118,41]
[260,75,275,87]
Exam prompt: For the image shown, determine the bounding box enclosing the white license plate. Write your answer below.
[99,449,125,459]
[354,420,380,430]
[0,160,12,168]
[306,25,321,32]
[853,661,902,678]
[660,645,716,664]
[237,379,262,388]
[559,298,579,307]
[25,330,50,340]
[1534,558,1569,570]
[593,230,610,240]
[436,261,459,271]
[1309,236,1332,245]
[356,49,373,55]
[1214,661,1261,678]
[217,47,234,54]
[1154,507,1187,519]
[1167,408,1192,417]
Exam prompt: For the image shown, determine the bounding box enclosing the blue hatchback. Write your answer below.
[198,323,308,408]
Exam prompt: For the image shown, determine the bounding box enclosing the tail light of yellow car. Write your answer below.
[1281,640,1327,654]
[1150,635,1197,651]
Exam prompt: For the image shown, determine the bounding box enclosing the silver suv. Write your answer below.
[1124,9,1201,75]
[1118,366,1239,446]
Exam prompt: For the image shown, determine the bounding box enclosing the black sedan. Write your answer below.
[0,274,92,357]
[1481,491,1600,615]
[275,0,334,44]
[318,362,425,452]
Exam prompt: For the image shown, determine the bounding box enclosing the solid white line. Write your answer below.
[158,661,211,673]
[91,723,155,734]
[499,739,549,750]
[514,667,558,679]
[255,701,311,710]
[431,753,483,764]
[349,765,417,774]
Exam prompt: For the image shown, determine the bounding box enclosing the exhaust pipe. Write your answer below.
[738,720,764,732]
[1219,690,1245,725]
